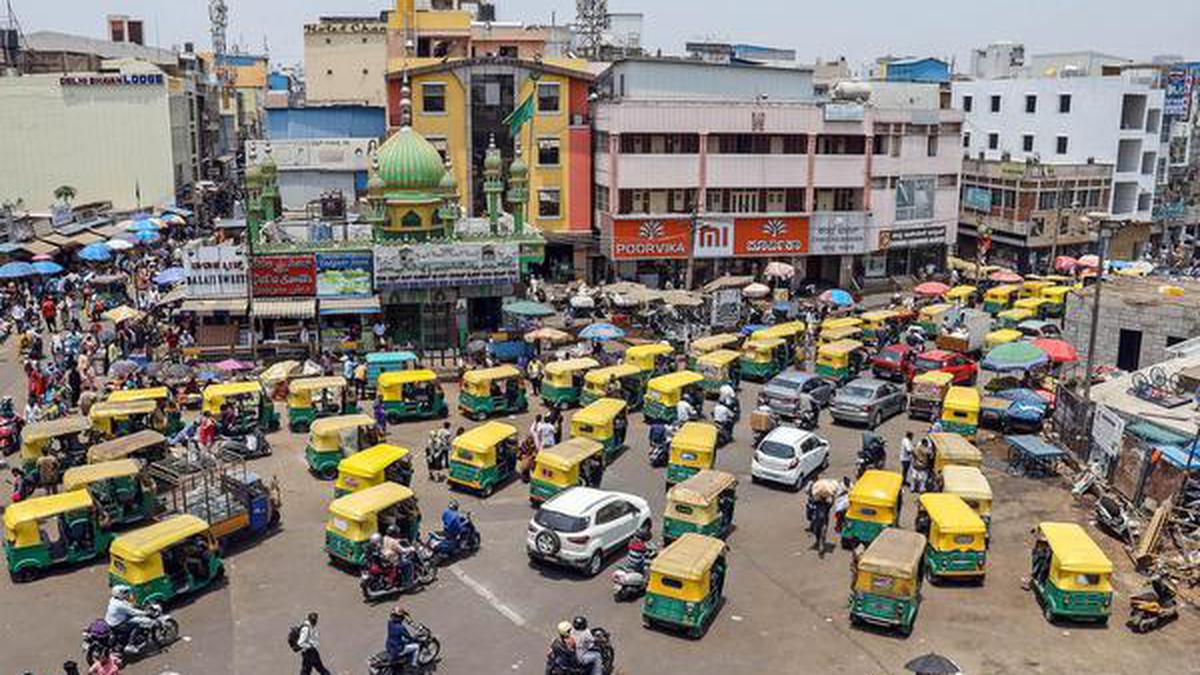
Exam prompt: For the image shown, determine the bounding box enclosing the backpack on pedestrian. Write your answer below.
[287,624,303,652]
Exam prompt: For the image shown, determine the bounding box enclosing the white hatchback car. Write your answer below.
[751,426,830,490]
[526,487,652,577]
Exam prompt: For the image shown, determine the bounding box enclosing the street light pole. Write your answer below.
[1083,214,1118,403]
[1048,195,1081,276]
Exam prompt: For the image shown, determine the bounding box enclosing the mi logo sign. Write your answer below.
[693,217,734,258]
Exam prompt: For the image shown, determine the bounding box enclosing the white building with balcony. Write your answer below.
[592,58,963,289]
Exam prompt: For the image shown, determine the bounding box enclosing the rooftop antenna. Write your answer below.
[1,0,28,74]
[209,0,227,56]
[574,0,608,59]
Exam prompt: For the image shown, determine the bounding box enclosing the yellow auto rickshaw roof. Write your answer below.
[919,493,986,533]
[818,339,864,356]
[691,334,741,352]
[537,438,604,471]
[919,303,952,317]
[669,469,737,507]
[943,386,981,409]
[753,321,807,340]
[850,470,904,507]
[310,414,377,436]
[455,421,517,454]
[997,308,1035,321]
[108,387,169,403]
[930,432,982,462]
[819,317,860,331]
[544,358,600,376]
[859,310,898,322]
[945,285,977,300]
[62,459,141,491]
[650,532,726,581]
[940,465,993,501]
[1038,522,1113,575]
[110,515,210,562]
[462,364,522,384]
[1014,297,1049,310]
[858,528,927,579]
[584,364,641,384]
[912,370,955,386]
[378,369,438,385]
[90,399,158,417]
[87,429,166,463]
[204,381,264,398]
[573,398,627,426]
[329,482,415,521]
[3,490,94,530]
[987,328,1024,344]
[648,370,704,392]
[986,284,1021,297]
[289,376,349,393]
[339,444,411,475]
[1041,286,1072,300]
[673,421,718,452]
[745,337,785,352]
[625,343,674,359]
[697,349,741,367]
[821,326,862,340]
[22,416,91,441]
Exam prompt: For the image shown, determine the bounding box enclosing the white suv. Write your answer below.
[526,487,652,577]
[751,426,830,491]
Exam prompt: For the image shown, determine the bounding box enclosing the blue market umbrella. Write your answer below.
[0,261,36,279]
[819,288,854,306]
[153,267,185,285]
[31,261,64,276]
[78,243,113,262]
[134,230,161,245]
[128,220,161,233]
[578,322,626,341]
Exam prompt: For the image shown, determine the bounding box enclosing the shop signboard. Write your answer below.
[733,217,808,256]
[964,186,993,212]
[1091,405,1124,459]
[884,225,947,249]
[183,244,247,298]
[809,212,868,255]
[251,254,316,297]
[611,218,691,260]
[693,216,734,259]
[374,243,520,288]
[316,251,373,297]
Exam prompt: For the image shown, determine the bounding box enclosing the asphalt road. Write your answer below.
[1,349,1196,675]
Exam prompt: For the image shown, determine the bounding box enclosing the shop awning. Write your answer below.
[68,231,105,247]
[319,296,382,316]
[253,298,316,319]
[90,224,124,239]
[180,298,249,315]
[17,240,59,256]
[156,286,187,306]
[39,233,74,248]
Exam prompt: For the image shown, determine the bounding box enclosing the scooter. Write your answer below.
[545,628,615,675]
[0,414,22,456]
[366,621,442,674]
[423,513,481,565]
[855,433,887,477]
[611,549,656,601]
[360,549,438,602]
[1127,576,1179,633]
[82,604,179,666]
[219,429,272,459]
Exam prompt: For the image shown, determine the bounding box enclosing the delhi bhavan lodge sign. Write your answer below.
[59,73,165,87]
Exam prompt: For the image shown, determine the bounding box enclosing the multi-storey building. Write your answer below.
[303,14,389,107]
[592,58,964,288]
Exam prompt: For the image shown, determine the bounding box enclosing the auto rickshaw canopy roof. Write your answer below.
[1038,522,1113,575]
[912,370,955,386]
[584,364,641,385]
[454,421,517,454]
[339,444,411,476]
[62,459,141,491]
[650,532,726,581]
[90,399,158,417]
[919,493,986,534]
[536,438,604,471]
[943,386,981,409]
[624,343,674,360]
[573,398,627,426]
[753,320,807,341]
[918,303,953,317]
[329,482,415,521]
[859,310,899,322]
[366,351,418,365]
[1041,286,1072,301]
[818,339,864,356]
[461,365,522,385]
[821,326,863,341]
[819,317,860,331]
[3,490,94,530]
[986,284,1021,299]
[647,370,704,393]
[87,429,166,463]
[945,285,977,300]
[378,369,438,386]
[668,469,737,507]
[110,515,210,563]
[987,328,1024,345]
[690,333,741,353]
[697,349,741,367]
[290,376,349,393]
[310,414,377,437]
[858,528,926,579]
[544,358,600,376]
[1014,297,1050,311]
[672,422,718,452]
[108,387,170,402]
[940,465,992,502]
[850,470,904,507]
[930,432,981,456]
[22,416,91,441]
[744,337,785,354]
[204,381,266,399]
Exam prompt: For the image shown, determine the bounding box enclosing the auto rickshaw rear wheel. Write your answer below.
[10,566,37,583]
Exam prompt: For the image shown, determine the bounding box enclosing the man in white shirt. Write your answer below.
[297,611,331,675]
[675,397,696,425]
[900,431,914,490]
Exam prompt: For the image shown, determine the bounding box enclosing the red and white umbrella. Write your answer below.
[742,282,771,299]
[1077,254,1100,268]
[989,270,1023,283]
[914,281,950,297]
[1054,256,1078,273]
[1031,338,1079,363]
[763,262,795,280]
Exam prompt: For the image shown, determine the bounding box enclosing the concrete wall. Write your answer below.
[601,60,815,102]
[305,28,389,106]
[266,106,387,140]
[1062,281,1200,371]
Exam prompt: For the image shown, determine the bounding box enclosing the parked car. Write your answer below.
[830,378,907,429]
[758,369,836,419]
[870,344,916,382]
[750,426,830,490]
[526,487,652,577]
[1016,320,1062,339]
[909,349,977,386]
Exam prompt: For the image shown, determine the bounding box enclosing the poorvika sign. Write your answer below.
[612,218,691,260]
[60,74,164,87]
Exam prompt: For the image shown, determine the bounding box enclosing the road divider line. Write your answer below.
[451,567,527,627]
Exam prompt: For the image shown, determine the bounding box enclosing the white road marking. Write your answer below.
[451,566,527,627]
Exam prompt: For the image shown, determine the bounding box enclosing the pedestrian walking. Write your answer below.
[900,431,914,491]
[806,485,832,557]
[296,612,331,675]
[374,397,388,437]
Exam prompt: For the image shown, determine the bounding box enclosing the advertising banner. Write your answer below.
[809,212,868,255]
[963,186,993,212]
[1165,68,1189,117]
[316,251,373,297]
[693,216,735,259]
[374,243,520,288]
[733,217,809,256]
[183,244,247,298]
[884,225,947,249]
[251,254,316,297]
[711,288,742,327]
[611,218,691,260]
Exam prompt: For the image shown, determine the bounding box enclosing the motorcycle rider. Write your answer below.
[375,528,415,588]
[385,606,420,670]
[624,529,653,574]
[569,616,603,675]
[712,399,735,445]
[547,622,578,673]
[674,396,696,425]
[104,586,151,650]
[717,384,740,419]
[441,500,466,544]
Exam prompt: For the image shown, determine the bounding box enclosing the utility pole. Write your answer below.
[1082,214,1118,403]
[1048,194,1081,275]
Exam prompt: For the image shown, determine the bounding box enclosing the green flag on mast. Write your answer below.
[503,94,535,136]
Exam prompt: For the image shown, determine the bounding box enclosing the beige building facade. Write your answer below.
[304,16,389,107]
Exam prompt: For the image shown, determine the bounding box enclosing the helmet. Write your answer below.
[111,585,130,599]
[556,621,572,637]
[448,499,459,511]
[387,524,403,538]
[369,533,382,546]
[572,616,588,631]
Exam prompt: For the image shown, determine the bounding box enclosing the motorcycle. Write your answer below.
[360,549,438,602]
[366,621,442,674]
[0,414,23,456]
[545,628,615,675]
[796,407,818,431]
[82,604,179,665]
[611,549,656,601]
[423,513,481,565]
[219,429,272,460]
[1127,576,1179,633]
[855,433,887,477]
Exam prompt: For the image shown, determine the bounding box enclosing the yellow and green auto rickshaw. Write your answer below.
[859,310,899,341]
[1040,286,1072,318]
[819,325,865,345]
[61,459,156,527]
[86,429,168,465]
[941,465,993,532]
[983,284,1021,314]
[447,421,519,497]
[820,316,861,333]
[985,328,1024,350]
[849,528,927,636]
[570,397,629,462]
[1013,296,1051,320]
[20,416,92,470]
[108,514,224,604]
[944,285,978,306]
[365,351,419,392]
[108,387,182,436]
[688,334,742,368]
[1030,522,1113,624]
[529,438,606,504]
[816,339,866,383]
[754,320,808,364]
[929,432,984,476]
[541,358,601,409]
[325,482,421,567]
[663,469,737,544]
[1020,279,1054,299]
[377,370,448,422]
[458,365,528,420]
[334,444,414,497]
[916,493,987,583]
[917,303,952,335]
[908,371,954,421]
[739,338,789,382]
[644,371,705,424]
[201,381,280,433]
[666,421,719,487]
[89,399,157,439]
[581,364,645,409]
[4,490,114,582]
[642,533,728,638]
[624,343,676,379]
[940,387,981,440]
[696,349,741,395]
[306,414,381,480]
[841,469,903,549]
[286,376,356,432]
[996,308,1035,329]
